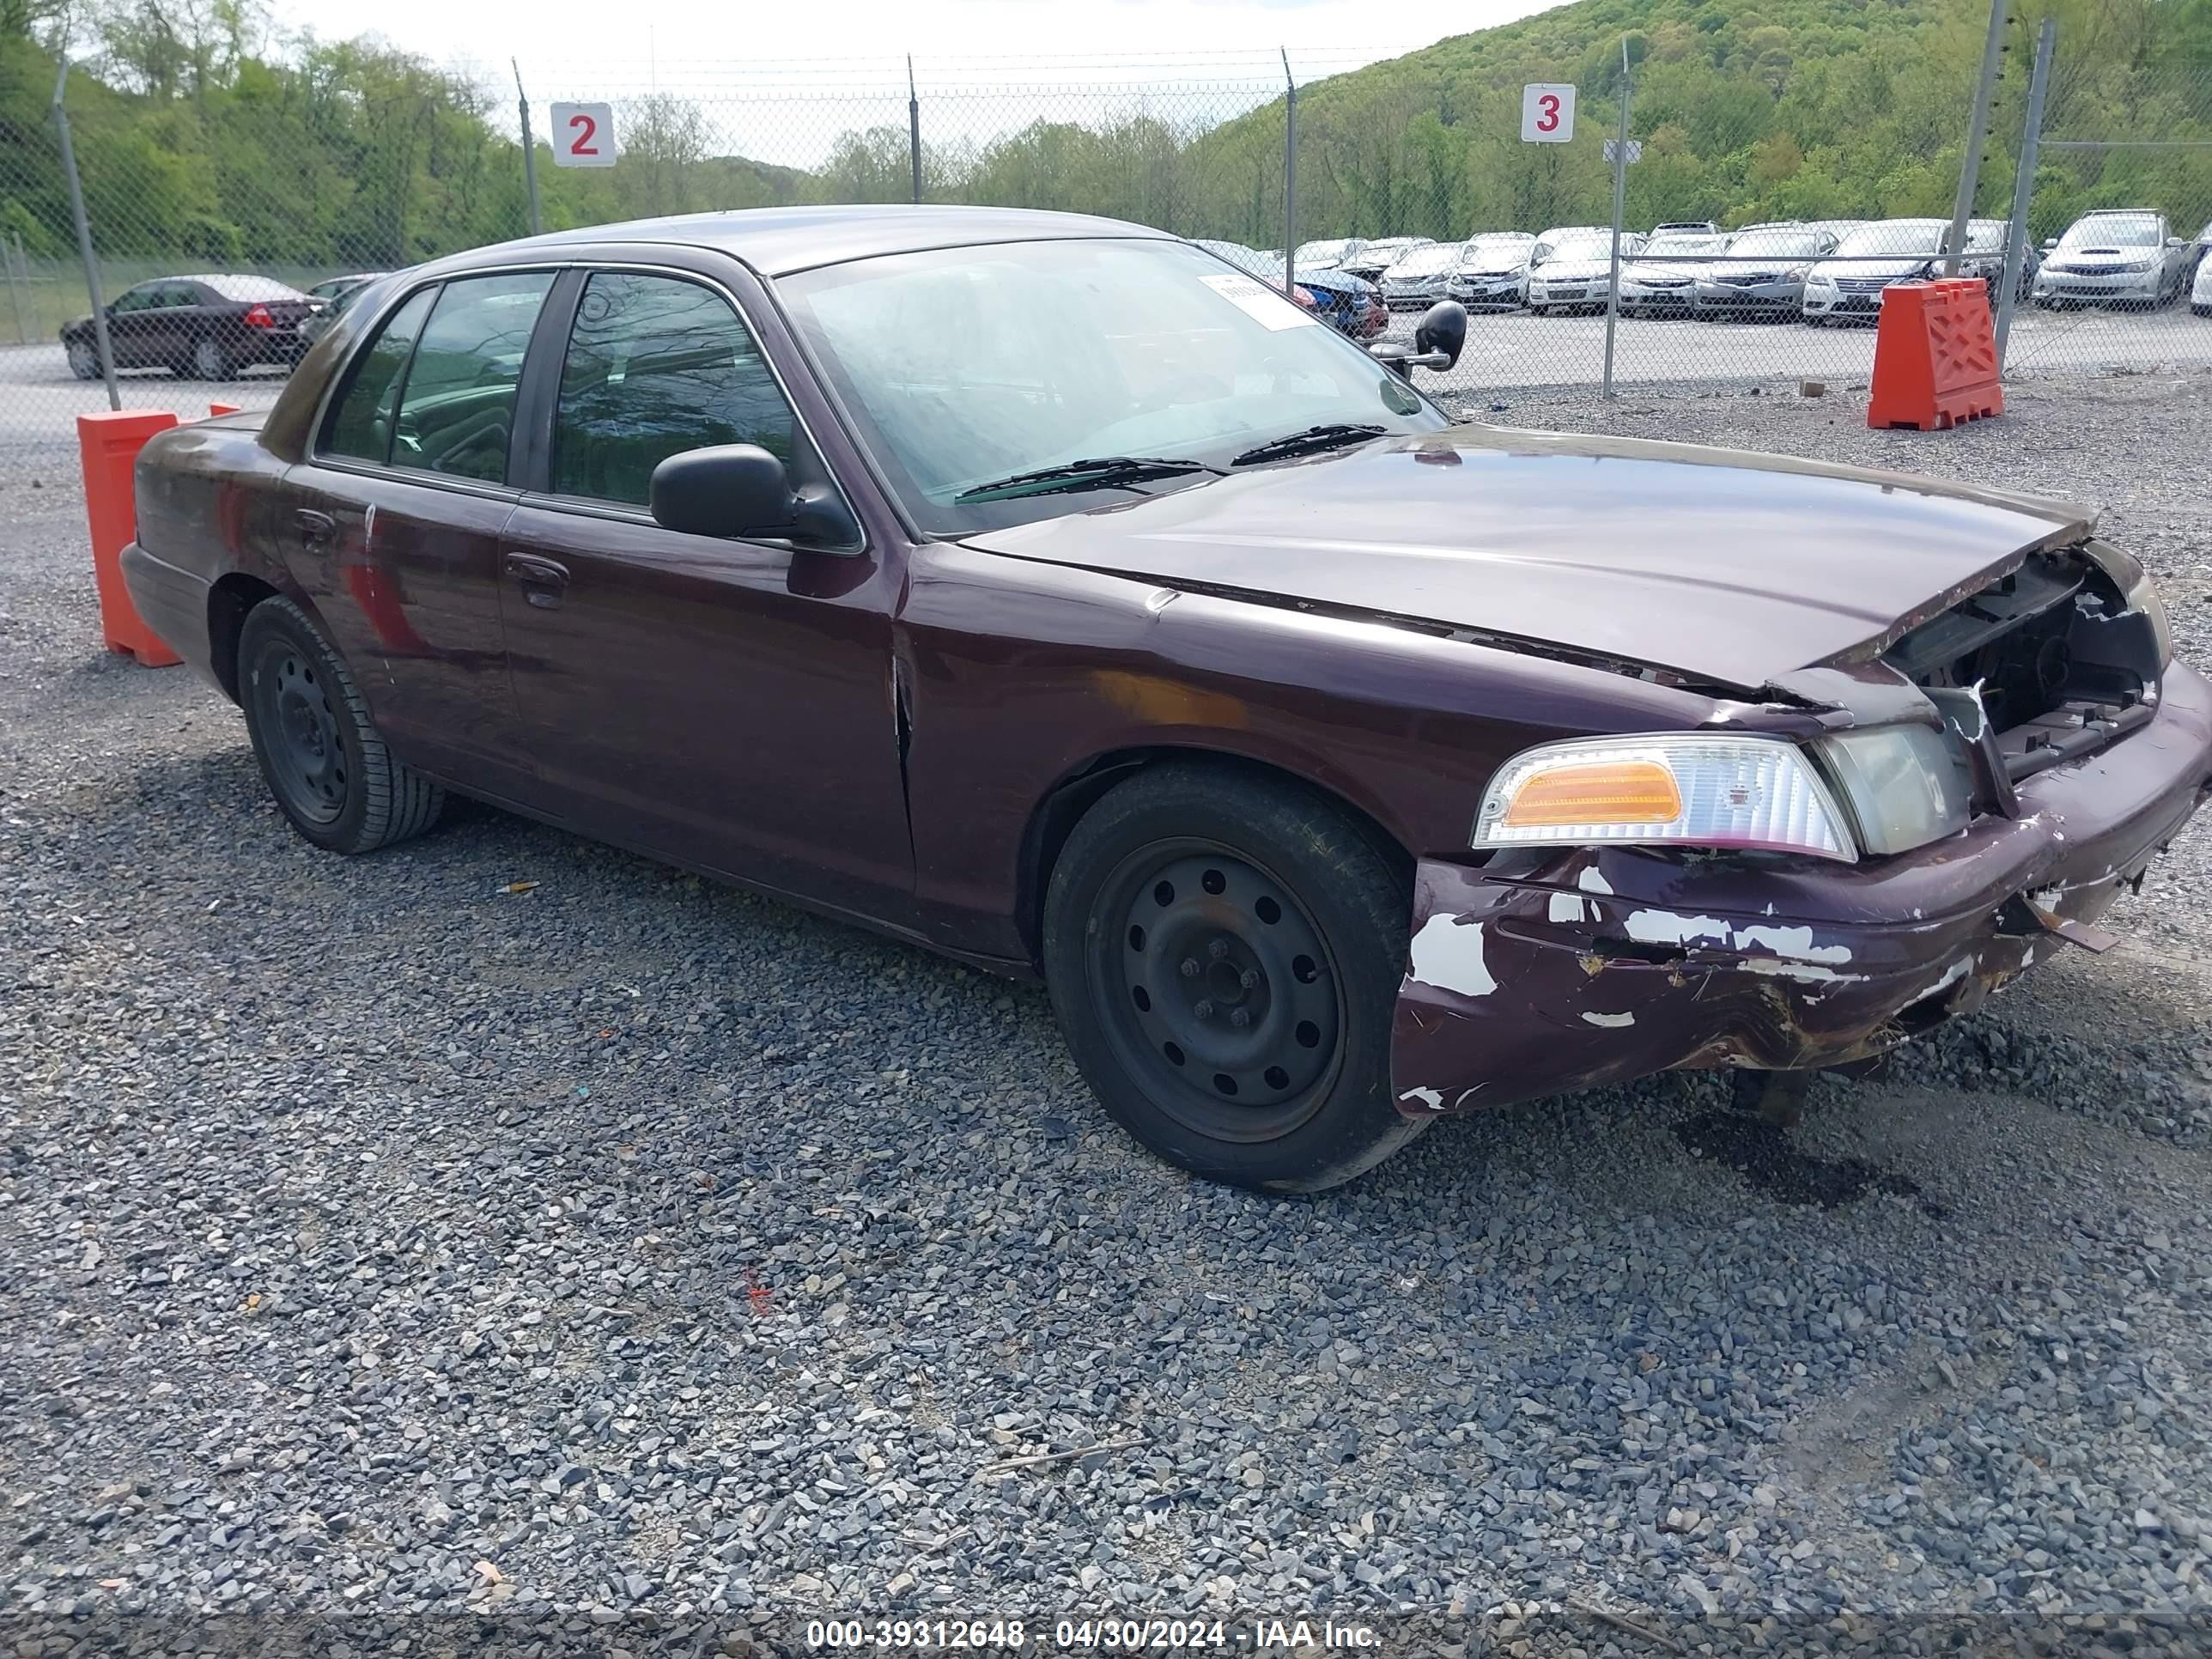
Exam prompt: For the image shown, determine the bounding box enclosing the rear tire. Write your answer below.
[191,337,231,380]
[65,340,99,380]
[238,596,445,854]
[1042,763,1430,1193]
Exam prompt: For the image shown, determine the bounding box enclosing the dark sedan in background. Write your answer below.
[118,206,2208,1194]
[64,274,321,380]
[301,272,394,348]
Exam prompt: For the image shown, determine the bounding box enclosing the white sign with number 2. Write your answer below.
[550,102,617,167]
[1521,84,1575,144]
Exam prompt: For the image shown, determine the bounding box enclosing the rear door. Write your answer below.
[495,263,914,920]
[283,269,562,797]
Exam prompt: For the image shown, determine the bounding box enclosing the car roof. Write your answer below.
[460,205,1173,277]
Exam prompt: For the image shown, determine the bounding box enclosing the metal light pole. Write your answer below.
[908,57,922,204]
[1944,0,2012,276]
[1281,49,1297,299]
[1601,39,1632,399]
[514,60,543,236]
[52,57,118,408]
[1993,17,2054,368]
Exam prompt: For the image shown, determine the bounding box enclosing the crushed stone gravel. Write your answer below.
[3,373,2211,1655]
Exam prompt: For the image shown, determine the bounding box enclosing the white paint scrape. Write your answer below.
[1547,892,1589,924]
[1581,1011,1636,1028]
[1625,909,1733,948]
[1408,914,1497,998]
[1626,908,1856,965]
[1577,868,1614,896]
[1398,1085,1443,1110]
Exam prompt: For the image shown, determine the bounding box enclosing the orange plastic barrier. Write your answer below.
[1867,277,2003,431]
[208,402,240,416]
[76,410,185,666]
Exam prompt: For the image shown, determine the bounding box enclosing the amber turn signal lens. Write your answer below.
[1500,759,1682,828]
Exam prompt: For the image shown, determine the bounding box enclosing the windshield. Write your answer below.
[2061,216,2160,248]
[1540,236,1613,264]
[1834,222,1945,258]
[780,238,1443,535]
[1294,239,1355,266]
[1462,234,1529,258]
[1726,229,1824,258]
[1643,234,1729,258]
[1389,246,1459,275]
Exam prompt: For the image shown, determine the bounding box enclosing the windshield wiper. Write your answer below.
[1230,423,1389,468]
[953,455,1218,504]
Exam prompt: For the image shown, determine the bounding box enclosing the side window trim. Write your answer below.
[313,279,441,469]
[523,260,861,552]
[507,267,588,494]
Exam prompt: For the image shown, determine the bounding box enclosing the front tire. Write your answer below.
[238,596,445,854]
[191,337,231,380]
[65,339,99,380]
[1042,763,1429,1193]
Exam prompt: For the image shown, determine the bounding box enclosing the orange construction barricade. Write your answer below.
[75,409,183,666]
[1866,277,2002,432]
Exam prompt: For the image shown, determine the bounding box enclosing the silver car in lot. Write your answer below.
[1801,217,2011,324]
[2033,210,2192,310]
[1693,224,1839,319]
[1291,236,1366,275]
[1447,232,1536,310]
[1617,230,1731,317]
[2193,250,2212,317]
[1523,230,1645,314]
[1378,241,1467,310]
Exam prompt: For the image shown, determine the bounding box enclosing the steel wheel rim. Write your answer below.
[253,641,347,825]
[196,340,223,378]
[1089,837,1346,1143]
[68,343,94,374]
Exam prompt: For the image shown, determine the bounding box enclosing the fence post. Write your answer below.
[1994,17,2054,370]
[514,60,543,236]
[1944,0,2011,276]
[1601,40,1632,400]
[4,232,27,346]
[908,57,923,204]
[51,58,118,410]
[1281,49,1297,299]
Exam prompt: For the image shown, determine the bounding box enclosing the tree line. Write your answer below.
[1,0,2204,284]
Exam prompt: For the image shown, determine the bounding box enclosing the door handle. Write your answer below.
[504,551,570,608]
[295,508,336,554]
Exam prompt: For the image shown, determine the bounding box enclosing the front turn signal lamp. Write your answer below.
[1474,734,1858,862]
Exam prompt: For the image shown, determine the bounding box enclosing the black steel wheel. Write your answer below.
[237,596,445,854]
[1043,763,1430,1192]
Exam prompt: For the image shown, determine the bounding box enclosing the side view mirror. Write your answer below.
[2166,235,2185,248]
[2041,236,2058,249]
[1368,301,1468,380]
[649,444,860,550]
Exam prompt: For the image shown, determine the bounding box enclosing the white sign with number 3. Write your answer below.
[550,102,617,167]
[1521,83,1576,144]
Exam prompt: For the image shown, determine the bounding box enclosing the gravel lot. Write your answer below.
[5,375,2212,1656]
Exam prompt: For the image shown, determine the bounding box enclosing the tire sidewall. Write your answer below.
[1043,769,1414,1192]
[239,600,375,854]
[194,338,228,380]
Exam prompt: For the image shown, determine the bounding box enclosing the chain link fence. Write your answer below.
[2,23,2208,472]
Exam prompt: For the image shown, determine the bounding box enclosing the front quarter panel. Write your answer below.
[897,541,1742,964]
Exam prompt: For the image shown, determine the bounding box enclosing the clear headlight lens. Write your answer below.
[1473,734,1857,862]
[1813,724,1972,856]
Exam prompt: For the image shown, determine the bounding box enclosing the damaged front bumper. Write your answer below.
[1391,660,2212,1115]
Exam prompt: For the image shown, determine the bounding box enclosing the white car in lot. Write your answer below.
[2193,252,2211,316]
[1378,241,1468,310]
[1801,217,2011,324]
[1693,224,1840,319]
[2033,210,2192,310]
[1523,230,1646,314]
[1447,232,1536,311]
[1617,230,1731,317]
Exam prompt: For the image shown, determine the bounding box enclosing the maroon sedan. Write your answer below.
[121,207,2212,1191]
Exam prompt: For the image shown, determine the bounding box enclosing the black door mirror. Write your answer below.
[648,444,860,550]
[1414,301,1468,369]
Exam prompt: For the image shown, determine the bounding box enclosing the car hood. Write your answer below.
[1621,260,1705,280]
[1531,258,1616,281]
[1455,260,1528,276]
[957,427,2091,691]
[1812,256,1936,281]
[2047,248,2154,266]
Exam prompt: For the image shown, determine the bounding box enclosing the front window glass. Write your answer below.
[780,238,1443,535]
[2060,216,2159,248]
[550,271,796,507]
[1644,234,1728,258]
[390,271,555,484]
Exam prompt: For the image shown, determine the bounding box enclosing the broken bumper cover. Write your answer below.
[1392,661,2212,1115]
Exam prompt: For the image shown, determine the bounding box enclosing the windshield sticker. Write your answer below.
[1198,271,1319,331]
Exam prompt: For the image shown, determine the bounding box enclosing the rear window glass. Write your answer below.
[390,272,556,484]
[200,275,309,301]
[322,287,437,465]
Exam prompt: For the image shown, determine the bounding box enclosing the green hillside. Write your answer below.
[1172,0,2212,245]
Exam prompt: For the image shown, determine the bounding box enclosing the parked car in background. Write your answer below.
[1801,218,2012,324]
[1293,236,1366,274]
[2033,210,2191,310]
[1379,242,1466,309]
[300,271,393,348]
[2192,252,2211,316]
[118,204,2205,1194]
[1650,220,1719,237]
[1340,237,1434,283]
[1693,223,1839,319]
[2191,220,2212,280]
[62,273,321,380]
[1448,232,1536,310]
[1297,265,1390,340]
[1523,231,1645,314]
[1617,230,1731,318]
